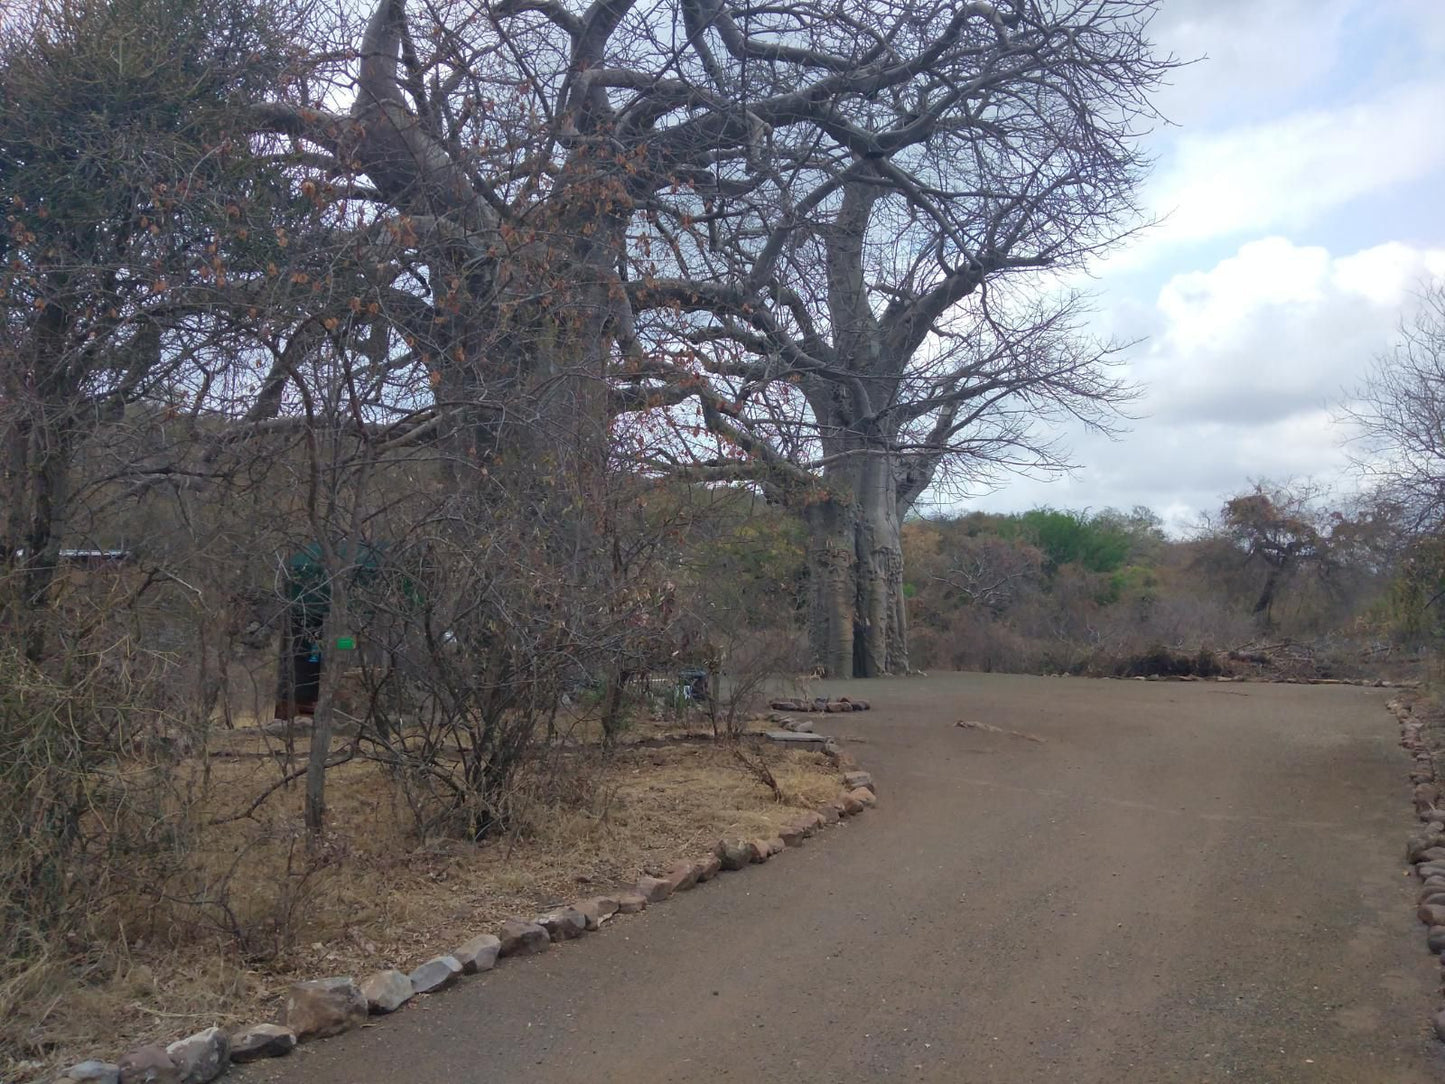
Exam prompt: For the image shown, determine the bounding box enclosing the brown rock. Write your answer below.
[1428,926,1445,954]
[850,699,870,710]
[498,918,551,957]
[360,969,413,1013]
[695,854,722,882]
[409,954,462,994]
[843,771,874,792]
[573,897,620,930]
[765,730,831,749]
[636,875,674,903]
[716,839,754,871]
[662,859,701,894]
[748,839,771,863]
[817,803,841,825]
[283,977,367,1042]
[1435,1009,1445,1043]
[453,933,502,974]
[227,1024,296,1064]
[791,816,819,838]
[614,890,648,914]
[838,791,865,815]
[59,1062,119,1084]
[848,786,878,808]
[536,908,588,942]
[778,823,806,847]
[825,701,850,713]
[1420,902,1445,926]
[164,1028,229,1084]
[117,1047,179,1084]
[764,837,786,856]
[1409,833,1445,861]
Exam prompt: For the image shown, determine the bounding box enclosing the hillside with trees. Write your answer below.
[903,488,1426,680]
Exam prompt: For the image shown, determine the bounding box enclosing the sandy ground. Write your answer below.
[235,672,1445,1084]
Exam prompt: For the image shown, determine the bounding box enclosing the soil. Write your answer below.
[237,672,1445,1084]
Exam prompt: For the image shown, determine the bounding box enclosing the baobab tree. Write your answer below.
[611,0,1170,674]
[244,0,1170,676]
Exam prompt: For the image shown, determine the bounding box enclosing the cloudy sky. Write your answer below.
[961,0,1445,533]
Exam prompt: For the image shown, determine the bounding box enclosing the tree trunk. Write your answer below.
[804,496,856,678]
[1253,565,1281,626]
[804,452,909,678]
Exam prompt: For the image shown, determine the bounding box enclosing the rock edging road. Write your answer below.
[237,673,1444,1084]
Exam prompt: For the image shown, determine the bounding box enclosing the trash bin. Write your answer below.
[678,668,709,702]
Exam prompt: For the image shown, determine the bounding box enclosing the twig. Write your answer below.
[207,745,357,825]
[731,743,785,802]
[954,720,1045,743]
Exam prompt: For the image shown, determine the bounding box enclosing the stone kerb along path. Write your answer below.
[1390,691,1445,1045]
[51,751,877,1084]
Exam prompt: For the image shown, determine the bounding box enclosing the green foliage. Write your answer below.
[1002,508,1132,575]
[670,485,807,618]
[1,0,300,272]
[1107,563,1159,606]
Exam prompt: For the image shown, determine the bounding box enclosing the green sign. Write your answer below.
[335,636,356,651]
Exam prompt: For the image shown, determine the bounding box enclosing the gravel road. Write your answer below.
[238,673,1444,1083]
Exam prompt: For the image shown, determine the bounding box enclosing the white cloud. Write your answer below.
[1332,242,1445,306]
[1134,80,1445,258]
[1400,0,1445,51]
[946,1,1445,529]
[967,239,1445,530]
[1149,0,1355,125]
[1144,238,1445,417]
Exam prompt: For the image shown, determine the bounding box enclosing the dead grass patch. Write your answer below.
[3,722,843,1082]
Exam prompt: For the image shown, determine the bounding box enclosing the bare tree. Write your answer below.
[608,0,1170,675]
[1219,485,1328,625]
[1349,282,1445,531]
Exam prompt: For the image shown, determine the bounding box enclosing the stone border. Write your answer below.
[1123,675,1417,686]
[1387,693,1445,1043]
[53,758,878,1084]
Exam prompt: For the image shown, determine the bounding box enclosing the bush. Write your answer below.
[1112,645,1221,678]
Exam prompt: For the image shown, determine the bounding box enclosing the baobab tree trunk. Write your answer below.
[804,452,909,678]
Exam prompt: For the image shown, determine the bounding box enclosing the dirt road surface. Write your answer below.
[237,673,1444,1083]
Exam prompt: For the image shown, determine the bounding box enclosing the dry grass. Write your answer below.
[2,719,844,1083]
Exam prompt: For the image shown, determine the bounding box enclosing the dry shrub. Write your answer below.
[2,723,839,1081]
[0,638,197,1067]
